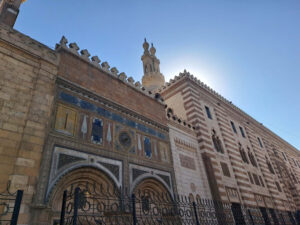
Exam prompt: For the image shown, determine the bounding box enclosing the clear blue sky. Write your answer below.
[15,0,300,150]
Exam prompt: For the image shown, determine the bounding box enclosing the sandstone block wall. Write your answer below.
[0,25,58,224]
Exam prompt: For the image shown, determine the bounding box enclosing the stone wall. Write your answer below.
[168,122,211,199]
[0,25,59,224]
[57,48,166,126]
[161,71,300,211]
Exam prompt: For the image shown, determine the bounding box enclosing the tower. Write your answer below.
[141,38,165,92]
[0,0,24,27]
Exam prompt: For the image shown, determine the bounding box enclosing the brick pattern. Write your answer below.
[58,50,166,126]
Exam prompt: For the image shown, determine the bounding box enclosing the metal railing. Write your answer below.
[0,182,23,225]
[58,183,299,225]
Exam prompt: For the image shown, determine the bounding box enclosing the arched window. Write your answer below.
[247,147,257,167]
[266,157,275,174]
[212,130,224,153]
[239,143,249,163]
[188,193,195,203]
[196,195,201,204]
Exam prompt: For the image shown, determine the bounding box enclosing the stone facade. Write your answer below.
[160,71,300,213]
[0,23,58,224]
[168,120,211,199]
[0,2,299,224]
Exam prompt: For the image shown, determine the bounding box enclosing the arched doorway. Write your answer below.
[49,167,122,225]
[132,178,180,224]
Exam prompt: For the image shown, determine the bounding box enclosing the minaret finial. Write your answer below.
[141,40,165,91]
[150,43,156,56]
[143,38,149,53]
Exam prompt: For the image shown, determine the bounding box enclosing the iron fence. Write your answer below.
[59,183,299,225]
[0,182,23,225]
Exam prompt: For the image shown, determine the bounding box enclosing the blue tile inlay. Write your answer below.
[80,100,95,111]
[148,128,156,136]
[112,113,124,123]
[137,124,148,133]
[158,133,166,140]
[125,119,136,128]
[144,137,152,158]
[60,92,79,105]
[59,91,166,140]
[96,107,106,117]
[91,118,103,144]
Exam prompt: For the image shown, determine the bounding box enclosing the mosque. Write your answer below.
[0,1,299,224]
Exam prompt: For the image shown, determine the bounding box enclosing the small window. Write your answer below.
[253,174,260,186]
[239,126,246,138]
[248,172,254,184]
[257,137,263,148]
[293,159,297,167]
[275,182,282,192]
[281,152,287,161]
[205,106,212,119]
[212,130,224,153]
[221,162,230,177]
[239,144,249,164]
[248,147,257,167]
[266,158,275,174]
[259,176,265,187]
[230,121,237,134]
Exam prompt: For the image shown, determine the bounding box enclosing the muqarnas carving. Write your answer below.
[55,104,77,136]
[91,117,103,144]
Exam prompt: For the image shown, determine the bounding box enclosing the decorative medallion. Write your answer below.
[119,131,132,148]
[114,124,136,153]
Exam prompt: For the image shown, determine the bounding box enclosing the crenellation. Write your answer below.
[80,49,91,60]
[118,72,127,81]
[68,42,80,55]
[110,66,118,76]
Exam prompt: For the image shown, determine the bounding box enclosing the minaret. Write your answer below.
[141,38,165,92]
[0,0,24,28]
